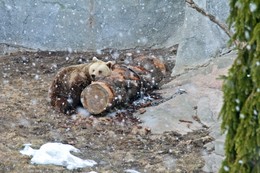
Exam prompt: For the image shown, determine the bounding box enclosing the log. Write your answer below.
[81,56,166,115]
[80,82,114,114]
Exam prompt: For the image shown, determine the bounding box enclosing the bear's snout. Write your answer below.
[91,74,95,80]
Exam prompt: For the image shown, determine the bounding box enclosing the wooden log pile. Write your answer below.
[81,55,166,115]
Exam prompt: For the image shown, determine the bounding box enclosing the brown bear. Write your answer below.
[49,57,114,114]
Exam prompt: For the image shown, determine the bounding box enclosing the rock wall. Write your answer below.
[173,0,230,73]
[0,0,230,72]
[0,0,185,51]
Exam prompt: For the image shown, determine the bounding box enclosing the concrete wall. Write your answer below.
[0,0,185,51]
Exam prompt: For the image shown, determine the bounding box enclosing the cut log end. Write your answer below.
[81,82,114,115]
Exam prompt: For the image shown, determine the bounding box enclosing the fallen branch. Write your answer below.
[179,119,193,124]
[185,0,233,39]
[186,0,247,48]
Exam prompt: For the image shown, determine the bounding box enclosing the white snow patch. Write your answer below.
[76,107,90,117]
[20,143,97,170]
[125,169,141,173]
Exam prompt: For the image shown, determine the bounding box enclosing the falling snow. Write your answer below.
[249,3,257,12]
[239,113,245,119]
[0,0,241,172]
[223,166,229,171]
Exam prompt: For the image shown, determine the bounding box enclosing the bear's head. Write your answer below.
[88,57,114,80]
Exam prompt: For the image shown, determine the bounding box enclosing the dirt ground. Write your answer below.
[0,49,213,173]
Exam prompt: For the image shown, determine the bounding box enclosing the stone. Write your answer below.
[209,123,222,139]
[214,135,225,156]
[206,0,230,23]
[204,142,214,151]
[196,97,215,127]
[173,0,230,74]
[136,93,202,135]
[0,0,185,51]
[202,153,224,172]
[135,51,236,172]
[136,51,236,136]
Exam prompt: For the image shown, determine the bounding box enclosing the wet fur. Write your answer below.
[49,63,92,114]
[49,58,114,114]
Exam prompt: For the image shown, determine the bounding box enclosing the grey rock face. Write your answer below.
[0,0,185,51]
[0,0,230,72]
[173,0,230,73]
[135,51,236,172]
[206,0,230,23]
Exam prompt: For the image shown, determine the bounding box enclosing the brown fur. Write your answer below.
[49,57,114,114]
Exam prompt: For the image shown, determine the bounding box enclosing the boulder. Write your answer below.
[172,0,230,74]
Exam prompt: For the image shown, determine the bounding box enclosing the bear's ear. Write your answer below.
[106,61,115,69]
[92,57,100,62]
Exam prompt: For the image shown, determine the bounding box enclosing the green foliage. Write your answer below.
[220,0,260,172]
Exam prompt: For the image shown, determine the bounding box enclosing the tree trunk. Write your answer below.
[81,56,166,115]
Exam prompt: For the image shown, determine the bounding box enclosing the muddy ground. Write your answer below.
[0,49,213,173]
